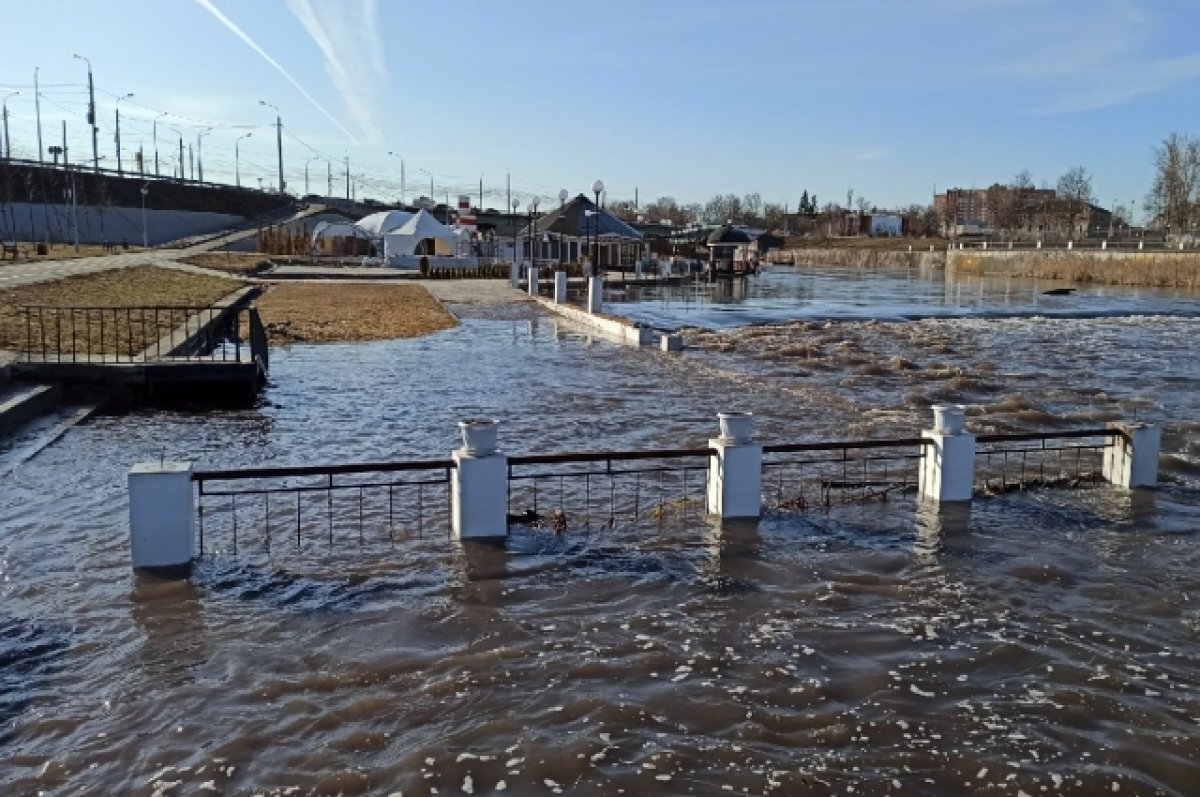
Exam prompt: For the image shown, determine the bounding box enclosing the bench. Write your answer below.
[2,241,21,260]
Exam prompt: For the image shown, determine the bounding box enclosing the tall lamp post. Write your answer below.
[511,196,520,263]
[169,127,184,180]
[196,127,212,184]
[152,111,168,176]
[72,54,99,173]
[591,179,604,275]
[259,100,285,194]
[387,151,405,205]
[235,132,253,188]
[1,91,18,160]
[418,168,434,202]
[114,92,133,175]
[140,183,149,248]
[304,156,320,196]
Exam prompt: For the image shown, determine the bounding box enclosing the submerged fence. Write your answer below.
[21,303,265,364]
[127,409,1162,571]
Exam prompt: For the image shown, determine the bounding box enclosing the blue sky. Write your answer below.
[1,0,1197,220]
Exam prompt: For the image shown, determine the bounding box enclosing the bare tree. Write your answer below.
[704,193,742,224]
[607,199,638,222]
[1146,132,1200,234]
[1056,166,1093,237]
[763,202,786,230]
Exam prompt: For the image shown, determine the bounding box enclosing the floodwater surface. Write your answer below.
[1,294,1199,795]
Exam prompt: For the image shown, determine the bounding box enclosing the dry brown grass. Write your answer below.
[2,242,145,261]
[254,283,458,344]
[0,265,245,353]
[179,252,275,276]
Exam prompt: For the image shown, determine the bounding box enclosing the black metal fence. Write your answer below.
[762,437,928,511]
[21,304,257,363]
[192,459,454,556]
[974,428,1118,494]
[506,448,712,533]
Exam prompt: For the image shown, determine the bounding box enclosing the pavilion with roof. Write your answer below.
[527,194,645,269]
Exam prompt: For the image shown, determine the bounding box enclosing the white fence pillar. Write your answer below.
[1138,240,1144,250]
[587,275,603,313]
[1103,423,1161,488]
[509,262,519,288]
[1067,240,1074,250]
[707,412,762,519]
[635,260,643,279]
[528,266,540,297]
[1101,239,1108,250]
[1036,240,1042,249]
[554,270,568,304]
[919,405,975,503]
[128,462,195,570]
[451,421,508,540]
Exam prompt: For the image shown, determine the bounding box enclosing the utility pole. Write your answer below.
[2,103,10,160]
[344,156,350,200]
[178,136,184,181]
[62,120,68,169]
[34,68,43,164]
[479,176,483,211]
[506,172,511,218]
[275,114,283,193]
[114,94,133,175]
[327,161,332,197]
[188,143,194,181]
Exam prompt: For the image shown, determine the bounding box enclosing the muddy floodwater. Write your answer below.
[2,273,1199,795]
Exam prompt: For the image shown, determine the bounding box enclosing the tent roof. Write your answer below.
[532,194,643,240]
[356,210,415,237]
[312,220,369,240]
[394,209,458,242]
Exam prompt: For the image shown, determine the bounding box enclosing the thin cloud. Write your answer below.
[284,0,386,146]
[1033,55,1200,114]
[192,0,358,142]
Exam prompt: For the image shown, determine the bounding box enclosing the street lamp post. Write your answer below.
[1,91,18,160]
[114,93,133,175]
[73,54,99,173]
[527,197,540,268]
[235,132,253,188]
[418,168,434,202]
[140,183,149,248]
[305,156,320,196]
[197,127,212,184]
[511,197,520,264]
[387,151,405,205]
[152,112,168,177]
[591,179,604,275]
[259,100,285,194]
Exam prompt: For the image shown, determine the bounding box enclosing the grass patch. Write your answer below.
[255,283,458,344]
[0,265,245,353]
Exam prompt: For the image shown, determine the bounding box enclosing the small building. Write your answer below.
[706,225,753,277]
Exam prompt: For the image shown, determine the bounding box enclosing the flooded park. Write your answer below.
[2,265,1199,795]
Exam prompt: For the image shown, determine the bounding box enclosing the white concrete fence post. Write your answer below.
[919,404,975,503]
[1067,240,1074,250]
[707,412,762,519]
[554,270,568,304]
[129,461,196,571]
[1036,240,1042,249]
[1101,239,1108,250]
[1138,240,1144,251]
[587,275,603,313]
[451,420,508,540]
[1103,422,1161,488]
[528,266,540,297]
[509,262,519,289]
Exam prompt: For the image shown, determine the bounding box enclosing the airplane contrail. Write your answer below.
[192,0,358,143]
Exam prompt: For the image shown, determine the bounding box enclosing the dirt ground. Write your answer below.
[254,283,459,344]
[0,265,245,354]
[178,252,275,276]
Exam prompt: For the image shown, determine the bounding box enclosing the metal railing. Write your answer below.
[974,428,1119,494]
[21,304,255,364]
[762,437,929,511]
[506,448,713,532]
[192,459,455,556]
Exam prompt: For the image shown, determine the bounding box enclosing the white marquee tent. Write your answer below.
[355,210,415,237]
[382,210,460,258]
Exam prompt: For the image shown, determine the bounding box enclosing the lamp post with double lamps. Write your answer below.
[527,197,540,268]
[387,151,405,205]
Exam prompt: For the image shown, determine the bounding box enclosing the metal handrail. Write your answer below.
[193,459,456,482]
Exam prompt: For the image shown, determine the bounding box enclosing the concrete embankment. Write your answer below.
[775,248,946,270]
[946,250,1200,288]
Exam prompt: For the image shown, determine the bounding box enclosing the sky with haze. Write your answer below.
[1,0,1197,220]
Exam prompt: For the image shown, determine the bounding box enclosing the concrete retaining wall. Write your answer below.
[533,296,654,346]
[777,248,945,270]
[2,202,245,247]
[946,249,1200,288]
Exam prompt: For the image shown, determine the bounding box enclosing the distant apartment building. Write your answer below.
[934,184,1058,236]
